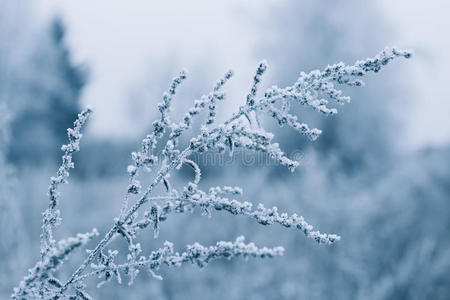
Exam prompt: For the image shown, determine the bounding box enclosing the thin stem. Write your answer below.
[60,149,191,292]
[61,96,275,295]
[61,101,265,293]
[62,90,296,293]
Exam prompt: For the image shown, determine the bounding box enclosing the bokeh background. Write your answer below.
[1,0,449,299]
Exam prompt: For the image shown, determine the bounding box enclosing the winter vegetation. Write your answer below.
[2,1,450,300]
[11,47,411,299]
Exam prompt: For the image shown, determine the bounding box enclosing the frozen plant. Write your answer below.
[13,47,411,299]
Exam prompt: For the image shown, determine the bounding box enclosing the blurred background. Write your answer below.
[1,0,449,299]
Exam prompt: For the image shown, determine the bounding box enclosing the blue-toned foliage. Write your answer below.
[13,48,410,299]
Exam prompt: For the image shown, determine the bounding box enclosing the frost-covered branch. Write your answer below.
[133,184,340,244]
[40,107,93,260]
[121,71,187,216]
[13,229,98,299]
[14,47,411,299]
[78,237,283,287]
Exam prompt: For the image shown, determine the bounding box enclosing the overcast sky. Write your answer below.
[37,0,450,149]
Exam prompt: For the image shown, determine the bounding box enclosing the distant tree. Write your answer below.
[2,12,86,165]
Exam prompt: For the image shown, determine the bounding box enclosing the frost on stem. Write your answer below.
[133,184,340,244]
[14,47,411,299]
[121,71,187,216]
[206,69,234,125]
[81,237,284,287]
[13,229,99,299]
[41,107,93,259]
[14,107,96,299]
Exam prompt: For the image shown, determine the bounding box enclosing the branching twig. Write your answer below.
[13,47,411,299]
